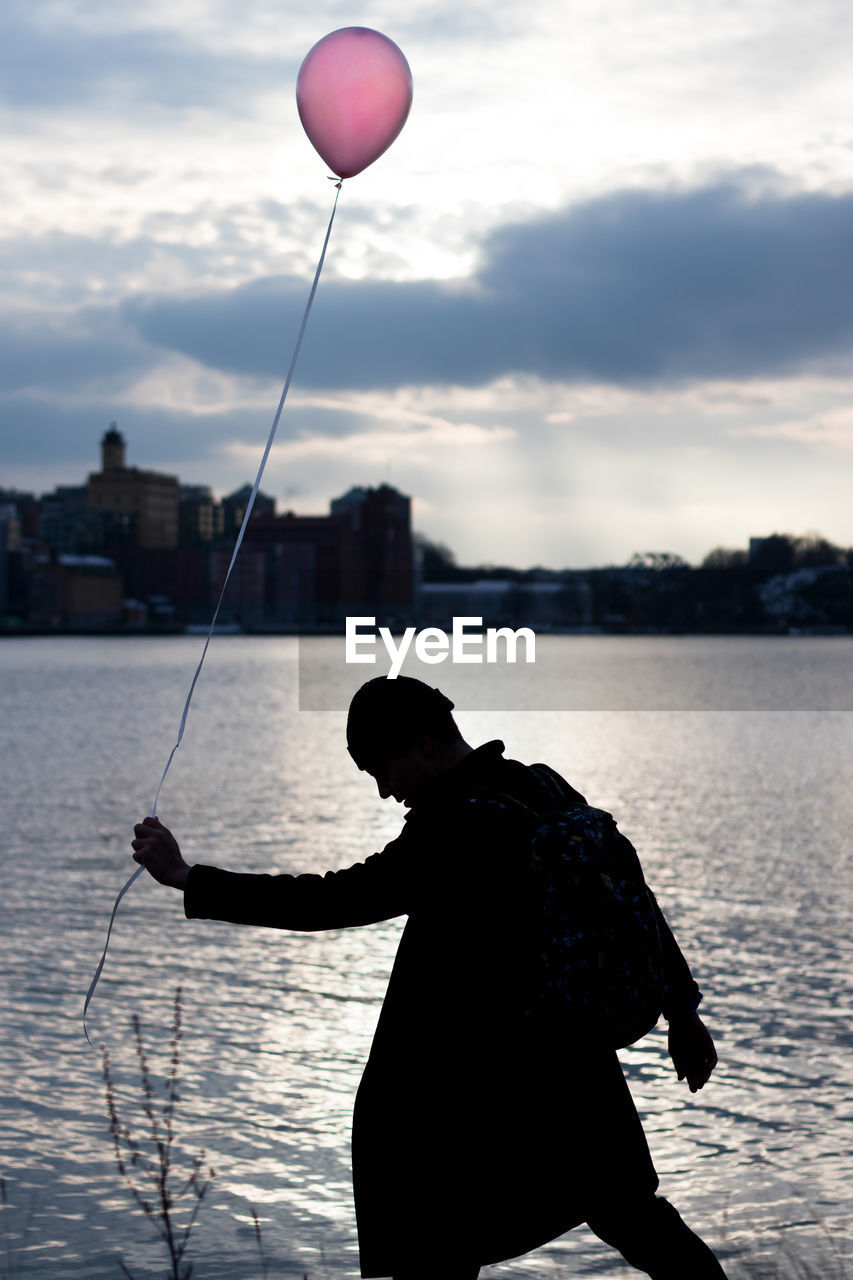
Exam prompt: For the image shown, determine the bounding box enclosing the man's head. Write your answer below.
[346,676,470,806]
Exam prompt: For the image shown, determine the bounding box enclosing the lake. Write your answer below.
[1,635,852,1278]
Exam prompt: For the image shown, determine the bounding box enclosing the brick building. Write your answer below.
[244,484,414,628]
[28,554,123,628]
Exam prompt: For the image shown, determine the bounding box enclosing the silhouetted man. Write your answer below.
[132,675,728,1280]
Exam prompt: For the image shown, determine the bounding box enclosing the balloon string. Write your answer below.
[83,180,344,1047]
[82,865,145,1047]
[150,177,342,819]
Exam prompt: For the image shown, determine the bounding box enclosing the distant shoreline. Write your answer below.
[2,624,852,639]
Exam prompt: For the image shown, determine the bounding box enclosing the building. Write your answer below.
[38,484,137,555]
[28,554,124,629]
[179,485,224,547]
[0,505,22,615]
[0,489,39,540]
[417,576,594,631]
[244,483,415,628]
[221,484,275,541]
[87,425,179,549]
[332,484,413,618]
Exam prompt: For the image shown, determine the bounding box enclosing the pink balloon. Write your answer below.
[296,27,413,180]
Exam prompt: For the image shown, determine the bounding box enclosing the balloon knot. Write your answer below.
[328,176,343,189]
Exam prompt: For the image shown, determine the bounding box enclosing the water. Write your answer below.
[1,635,852,1279]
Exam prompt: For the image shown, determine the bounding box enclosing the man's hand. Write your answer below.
[668,1010,718,1093]
[132,816,190,890]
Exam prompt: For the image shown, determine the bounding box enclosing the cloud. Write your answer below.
[736,406,853,449]
[124,173,853,390]
[0,0,504,120]
[0,3,296,112]
[0,306,153,394]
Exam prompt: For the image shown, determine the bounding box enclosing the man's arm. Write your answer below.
[649,890,719,1093]
[650,892,702,1020]
[131,815,409,930]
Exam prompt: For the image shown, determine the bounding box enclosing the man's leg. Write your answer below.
[586,1194,728,1279]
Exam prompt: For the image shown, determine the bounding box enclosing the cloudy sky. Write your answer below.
[3,0,853,567]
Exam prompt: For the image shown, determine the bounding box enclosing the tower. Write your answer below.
[101,424,126,472]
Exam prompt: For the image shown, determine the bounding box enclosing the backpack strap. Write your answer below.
[465,761,588,824]
[527,761,588,809]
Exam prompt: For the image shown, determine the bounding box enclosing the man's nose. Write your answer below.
[376,778,392,799]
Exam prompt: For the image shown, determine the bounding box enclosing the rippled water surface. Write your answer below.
[1,635,852,1278]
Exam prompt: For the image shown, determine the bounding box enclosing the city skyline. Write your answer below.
[1,424,417,629]
[5,420,848,573]
[3,1,853,568]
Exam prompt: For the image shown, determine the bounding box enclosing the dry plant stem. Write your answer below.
[1,1176,11,1280]
[102,988,215,1280]
[251,1207,270,1280]
[1,1175,38,1280]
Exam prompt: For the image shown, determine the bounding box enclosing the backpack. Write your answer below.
[479,764,666,1049]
